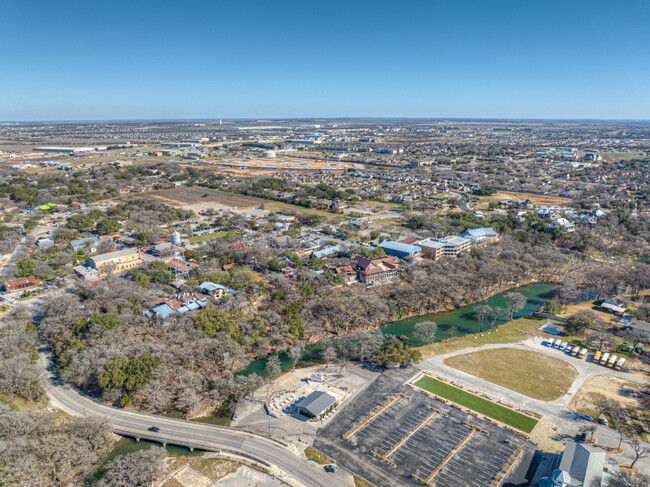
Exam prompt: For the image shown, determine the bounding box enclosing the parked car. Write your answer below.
[580,414,593,422]
[324,465,338,473]
[599,418,608,425]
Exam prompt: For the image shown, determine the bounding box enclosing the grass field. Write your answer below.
[443,348,578,401]
[418,316,559,358]
[188,230,232,244]
[414,376,539,433]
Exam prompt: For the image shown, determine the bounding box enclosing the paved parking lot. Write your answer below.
[314,367,535,487]
[434,433,517,487]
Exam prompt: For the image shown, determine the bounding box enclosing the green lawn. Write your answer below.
[188,230,232,244]
[414,376,538,433]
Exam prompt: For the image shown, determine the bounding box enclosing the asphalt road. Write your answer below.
[37,349,347,487]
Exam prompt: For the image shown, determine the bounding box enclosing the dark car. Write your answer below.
[148,426,160,432]
[324,465,338,473]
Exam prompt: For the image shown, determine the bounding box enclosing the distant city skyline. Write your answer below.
[1,0,649,121]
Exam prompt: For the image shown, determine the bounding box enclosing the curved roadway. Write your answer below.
[37,349,346,487]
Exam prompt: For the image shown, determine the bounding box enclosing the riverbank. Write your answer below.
[237,283,558,377]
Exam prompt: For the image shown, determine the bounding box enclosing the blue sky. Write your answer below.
[1,0,649,121]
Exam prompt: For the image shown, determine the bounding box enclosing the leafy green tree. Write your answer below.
[267,258,282,272]
[371,246,386,259]
[323,269,344,283]
[67,214,93,230]
[98,354,161,396]
[406,216,425,229]
[370,230,381,241]
[284,302,305,338]
[87,209,104,221]
[542,299,562,315]
[88,313,122,332]
[308,257,324,270]
[193,308,241,341]
[374,338,422,368]
[202,271,230,285]
[565,312,592,335]
[16,258,35,277]
[95,219,121,235]
[228,267,258,290]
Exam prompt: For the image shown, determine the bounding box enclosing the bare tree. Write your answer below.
[627,436,649,469]
[474,305,492,333]
[610,409,627,451]
[591,394,615,421]
[413,320,438,344]
[288,344,304,372]
[449,325,459,338]
[504,292,527,320]
[321,344,337,368]
[97,446,167,487]
[586,330,617,351]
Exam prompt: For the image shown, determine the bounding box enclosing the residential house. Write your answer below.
[312,244,341,260]
[70,236,101,253]
[334,264,358,283]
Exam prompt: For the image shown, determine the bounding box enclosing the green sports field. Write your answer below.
[414,375,538,433]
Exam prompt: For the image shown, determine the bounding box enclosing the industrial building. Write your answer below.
[33,146,106,153]
[379,240,422,258]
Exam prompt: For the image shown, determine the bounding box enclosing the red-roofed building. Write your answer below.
[352,256,400,285]
[4,276,42,293]
[398,237,417,245]
[230,243,245,250]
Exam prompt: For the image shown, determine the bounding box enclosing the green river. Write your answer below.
[238,282,557,377]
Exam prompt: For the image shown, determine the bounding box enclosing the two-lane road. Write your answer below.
[38,350,347,487]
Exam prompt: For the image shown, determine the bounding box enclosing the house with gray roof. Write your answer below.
[70,236,100,252]
[539,441,605,487]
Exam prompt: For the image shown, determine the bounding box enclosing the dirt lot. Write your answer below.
[568,375,650,441]
[443,348,579,401]
[474,190,571,209]
[126,187,336,218]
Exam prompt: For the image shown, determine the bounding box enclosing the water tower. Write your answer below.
[169,231,189,282]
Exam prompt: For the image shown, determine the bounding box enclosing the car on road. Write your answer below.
[324,465,338,473]
[148,426,160,432]
[580,414,593,421]
[599,418,608,425]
